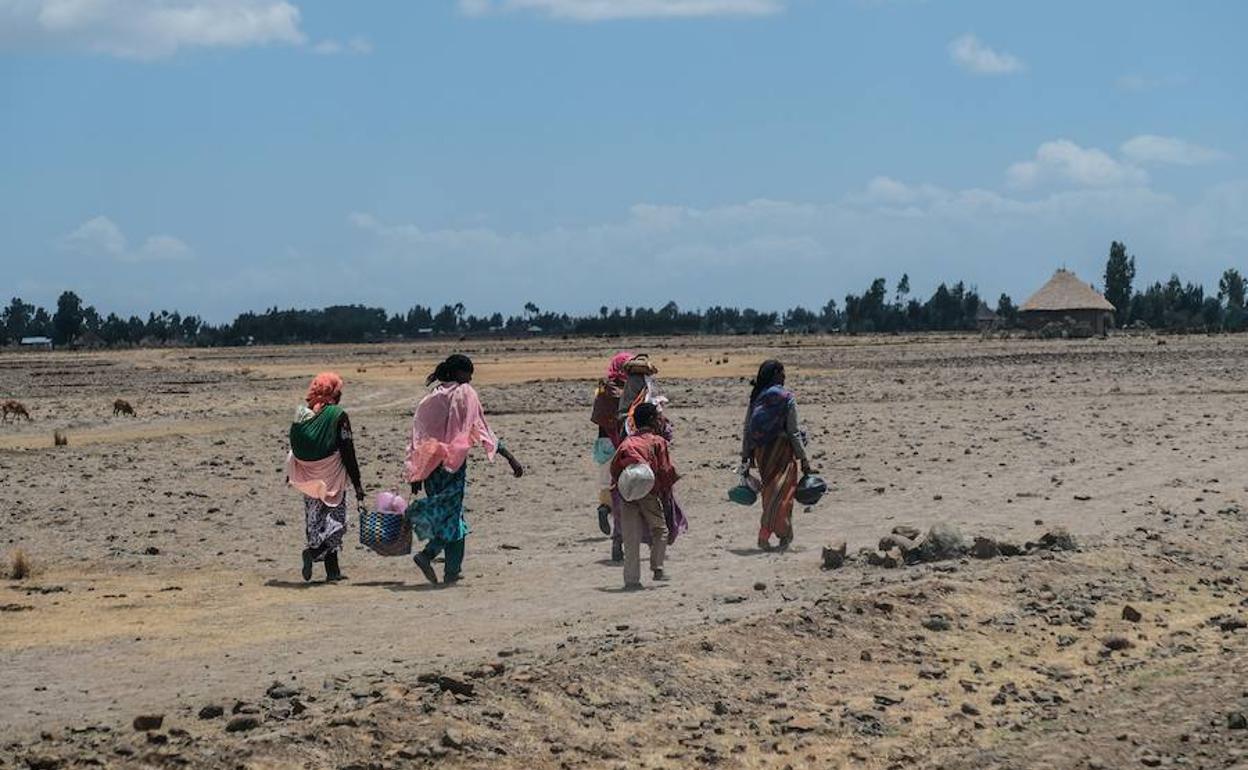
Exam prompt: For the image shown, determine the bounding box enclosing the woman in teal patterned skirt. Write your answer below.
[405,355,523,584]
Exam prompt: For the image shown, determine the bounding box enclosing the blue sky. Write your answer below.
[2,0,1246,321]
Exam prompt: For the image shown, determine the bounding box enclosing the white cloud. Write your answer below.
[62,216,193,262]
[63,215,127,258]
[311,35,372,55]
[343,176,1212,314]
[857,176,948,206]
[33,166,1248,320]
[1121,135,1228,166]
[457,0,785,21]
[948,33,1023,75]
[0,0,305,59]
[1007,139,1148,189]
[338,130,1248,315]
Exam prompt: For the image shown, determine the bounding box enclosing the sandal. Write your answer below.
[413,552,439,585]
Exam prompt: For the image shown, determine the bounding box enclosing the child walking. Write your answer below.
[610,402,679,589]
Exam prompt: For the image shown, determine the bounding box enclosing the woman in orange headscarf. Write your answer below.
[286,372,364,582]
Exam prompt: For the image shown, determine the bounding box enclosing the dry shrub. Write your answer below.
[53,430,68,446]
[8,548,31,580]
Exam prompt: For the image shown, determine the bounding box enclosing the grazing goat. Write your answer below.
[113,399,136,417]
[2,400,31,422]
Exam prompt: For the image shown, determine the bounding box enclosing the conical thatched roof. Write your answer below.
[975,301,999,321]
[1021,269,1115,312]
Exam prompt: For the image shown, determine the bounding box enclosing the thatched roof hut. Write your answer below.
[1020,269,1116,335]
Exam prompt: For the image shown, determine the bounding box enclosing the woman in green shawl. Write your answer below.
[286,372,364,582]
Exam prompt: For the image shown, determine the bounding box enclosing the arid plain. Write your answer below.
[1,335,1246,769]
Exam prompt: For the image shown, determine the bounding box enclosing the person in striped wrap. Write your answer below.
[739,360,814,552]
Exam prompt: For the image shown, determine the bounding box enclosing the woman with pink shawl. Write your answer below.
[405,354,524,585]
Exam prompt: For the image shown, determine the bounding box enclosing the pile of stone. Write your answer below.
[822,524,1077,570]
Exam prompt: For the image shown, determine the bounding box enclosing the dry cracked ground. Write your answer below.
[1,334,1246,769]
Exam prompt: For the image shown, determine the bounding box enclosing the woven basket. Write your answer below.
[359,509,412,556]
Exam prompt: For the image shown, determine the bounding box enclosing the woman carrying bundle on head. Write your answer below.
[404,354,524,585]
[740,360,814,552]
[616,354,671,441]
[287,372,364,582]
[590,352,633,543]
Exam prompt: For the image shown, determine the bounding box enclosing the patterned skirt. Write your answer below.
[407,465,469,543]
[303,495,347,559]
[754,436,798,540]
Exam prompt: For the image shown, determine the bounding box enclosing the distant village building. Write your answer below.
[975,302,1000,331]
[19,336,53,350]
[1020,269,1116,336]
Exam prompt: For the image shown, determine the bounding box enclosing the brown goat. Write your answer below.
[2,400,31,422]
[113,399,135,417]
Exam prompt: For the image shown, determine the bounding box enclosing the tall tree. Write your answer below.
[52,291,84,346]
[1218,268,1245,309]
[433,305,459,333]
[996,293,1018,327]
[1103,241,1135,327]
[82,305,102,334]
[820,298,841,330]
[3,297,35,343]
[30,307,52,337]
[894,274,910,305]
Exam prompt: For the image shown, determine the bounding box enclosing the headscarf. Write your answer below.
[606,351,635,383]
[306,372,343,414]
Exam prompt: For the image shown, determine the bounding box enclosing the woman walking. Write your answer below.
[591,352,632,545]
[591,351,638,559]
[740,360,813,552]
[287,372,364,582]
[405,354,524,585]
[616,354,670,439]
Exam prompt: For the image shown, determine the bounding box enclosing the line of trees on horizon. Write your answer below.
[3,242,1244,348]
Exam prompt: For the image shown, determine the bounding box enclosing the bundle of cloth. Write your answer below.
[375,491,408,514]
